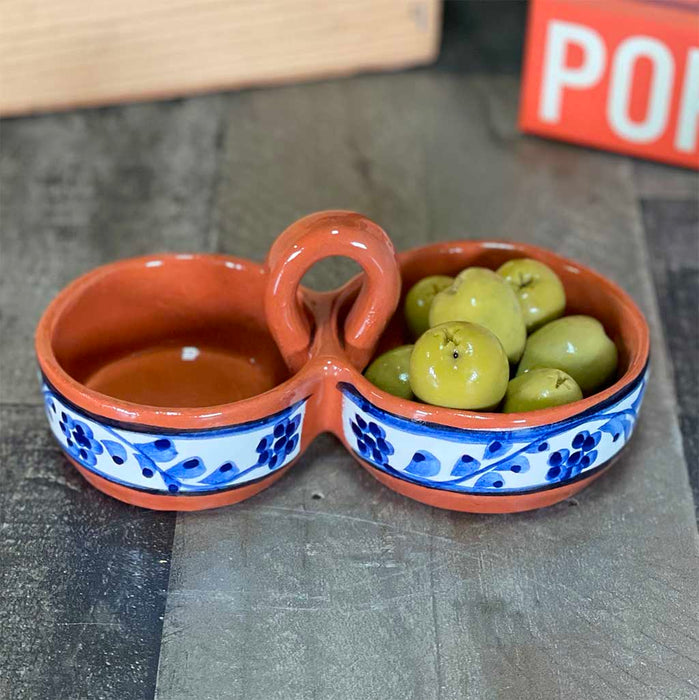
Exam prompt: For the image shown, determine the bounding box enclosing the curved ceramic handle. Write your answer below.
[265,211,401,373]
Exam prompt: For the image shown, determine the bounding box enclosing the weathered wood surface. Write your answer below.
[1,16,698,700]
[152,73,699,700]
[640,198,699,514]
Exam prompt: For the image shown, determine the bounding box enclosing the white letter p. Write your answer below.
[539,20,607,123]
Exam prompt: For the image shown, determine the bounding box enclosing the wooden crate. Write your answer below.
[0,0,442,116]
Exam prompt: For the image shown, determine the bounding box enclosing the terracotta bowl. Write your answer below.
[35,211,649,512]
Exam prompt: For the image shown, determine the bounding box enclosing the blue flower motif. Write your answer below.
[58,412,103,467]
[255,414,301,470]
[545,430,602,483]
[350,413,394,466]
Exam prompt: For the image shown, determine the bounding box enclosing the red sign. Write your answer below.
[519,0,699,169]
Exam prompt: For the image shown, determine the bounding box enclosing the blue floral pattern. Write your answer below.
[340,368,647,494]
[255,415,302,470]
[43,385,306,494]
[57,409,104,467]
[349,414,394,466]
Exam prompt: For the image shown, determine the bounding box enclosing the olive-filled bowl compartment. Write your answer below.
[333,239,649,513]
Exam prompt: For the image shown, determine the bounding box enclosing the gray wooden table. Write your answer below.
[2,8,698,698]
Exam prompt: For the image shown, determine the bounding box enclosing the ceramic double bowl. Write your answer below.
[35,211,649,513]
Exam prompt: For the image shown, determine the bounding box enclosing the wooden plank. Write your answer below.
[0,96,224,404]
[0,99,224,696]
[0,405,176,699]
[0,0,441,116]
[154,73,699,700]
[641,198,699,515]
[634,161,699,199]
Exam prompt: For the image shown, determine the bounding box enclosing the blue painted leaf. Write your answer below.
[450,454,481,478]
[548,449,569,467]
[372,448,387,465]
[73,447,97,467]
[525,440,550,453]
[166,457,206,479]
[484,439,512,459]
[102,439,128,465]
[135,453,156,470]
[376,437,394,456]
[546,464,563,482]
[631,382,646,413]
[582,431,601,452]
[368,422,386,439]
[72,420,94,440]
[580,449,598,469]
[135,438,178,462]
[571,431,590,450]
[285,434,299,456]
[135,453,157,479]
[568,461,584,479]
[161,471,180,493]
[474,472,506,489]
[404,451,441,478]
[599,414,633,442]
[566,451,583,467]
[200,462,240,485]
[496,455,530,474]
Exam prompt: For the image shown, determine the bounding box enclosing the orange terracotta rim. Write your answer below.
[70,457,295,511]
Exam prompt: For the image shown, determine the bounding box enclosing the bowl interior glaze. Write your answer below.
[49,255,290,407]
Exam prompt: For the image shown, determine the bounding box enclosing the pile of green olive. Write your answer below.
[364,258,618,413]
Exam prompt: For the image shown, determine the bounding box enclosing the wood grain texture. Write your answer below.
[0,0,441,116]
[0,97,225,404]
[641,198,699,516]
[153,73,699,700]
[633,161,699,199]
[0,406,176,700]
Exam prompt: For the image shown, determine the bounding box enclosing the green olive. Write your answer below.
[517,315,618,395]
[364,345,414,399]
[496,258,566,332]
[403,275,453,338]
[503,368,583,413]
[429,267,527,363]
[409,322,509,410]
